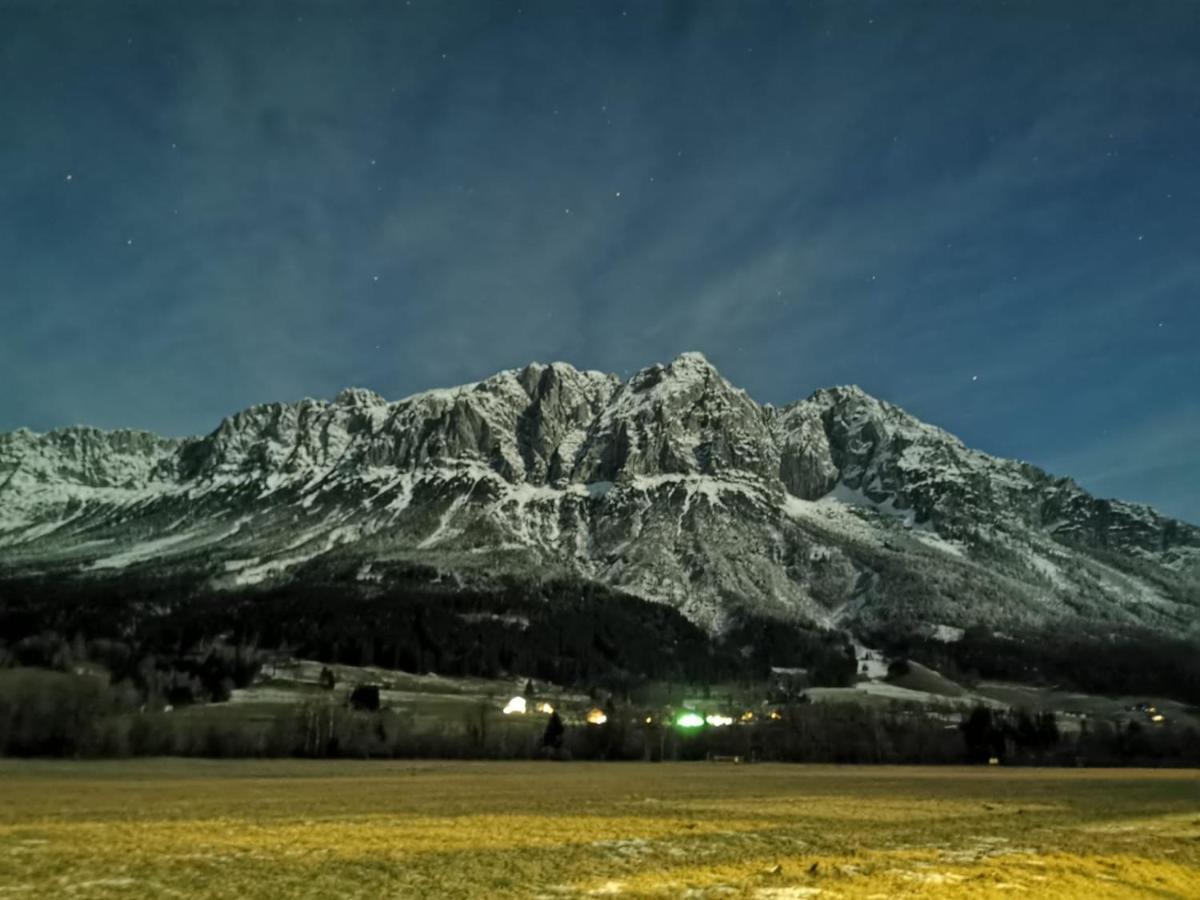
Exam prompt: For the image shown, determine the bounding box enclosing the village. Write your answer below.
[215,648,1189,765]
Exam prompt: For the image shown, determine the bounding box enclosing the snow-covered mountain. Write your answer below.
[2,352,1197,636]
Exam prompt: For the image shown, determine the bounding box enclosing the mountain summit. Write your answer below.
[2,353,1197,636]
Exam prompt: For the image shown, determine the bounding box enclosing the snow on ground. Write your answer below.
[630,473,766,508]
[808,681,1001,710]
[87,530,204,569]
[418,487,477,549]
[0,482,169,543]
[1027,551,1072,590]
[0,511,84,546]
[89,516,256,569]
[854,682,940,702]
[227,686,311,705]
[233,523,368,585]
[783,494,885,548]
[786,485,974,560]
[909,525,967,558]
[821,483,917,526]
[853,643,890,679]
[931,624,965,642]
[554,428,588,472]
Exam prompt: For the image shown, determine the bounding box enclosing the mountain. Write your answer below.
[1,352,1197,638]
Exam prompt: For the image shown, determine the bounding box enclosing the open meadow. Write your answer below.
[0,761,1197,898]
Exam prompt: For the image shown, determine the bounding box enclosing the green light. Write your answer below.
[676,712,704,728]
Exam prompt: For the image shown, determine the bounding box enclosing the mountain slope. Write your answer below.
[2,352,1197,636]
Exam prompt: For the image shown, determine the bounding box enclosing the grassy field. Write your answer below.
[0,761,1197,898]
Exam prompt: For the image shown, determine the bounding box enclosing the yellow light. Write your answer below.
[644,716,653,724]
[740,711,755,722]
[535,702,554,714]
[586,708,608,725]
[768,710,782,721]
[1151,714,1165,723]
[501,696,526,715]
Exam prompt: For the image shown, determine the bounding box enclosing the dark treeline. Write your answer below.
[4,570,1198,766]
[867,622,1200,704]
[0,568,856,702]
[2,668,1197,766]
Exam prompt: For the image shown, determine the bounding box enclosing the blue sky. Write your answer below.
[1,1,1197,522]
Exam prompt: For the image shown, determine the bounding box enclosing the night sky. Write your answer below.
[1,2,1197,523]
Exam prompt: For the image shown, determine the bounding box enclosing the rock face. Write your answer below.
[2,353,1197,636]
[573,352,778,483]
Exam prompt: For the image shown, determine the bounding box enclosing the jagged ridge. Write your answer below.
[1,352,1197,636]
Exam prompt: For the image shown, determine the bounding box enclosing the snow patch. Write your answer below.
[931,624,965,643]
[88,530,202,569]
[821,483,916,526]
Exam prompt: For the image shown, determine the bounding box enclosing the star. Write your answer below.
[372,275,380,282]
[972,376,979,382]
[615,191,621,197]
[65,173,73,181]
[126,239,133,246]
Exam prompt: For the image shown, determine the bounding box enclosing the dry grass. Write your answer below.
[0,760,1197,898]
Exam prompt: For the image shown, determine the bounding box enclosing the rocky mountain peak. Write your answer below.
[334,387,388,408]
[570,352,776,483]
[1,355,1197,637]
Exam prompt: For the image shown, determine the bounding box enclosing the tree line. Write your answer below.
[868,621,1200,704]
[1,667,1196,766]
[0,568,858,706]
